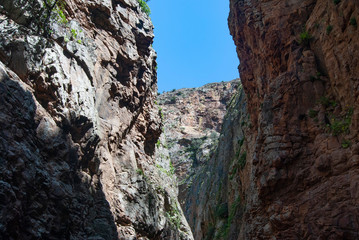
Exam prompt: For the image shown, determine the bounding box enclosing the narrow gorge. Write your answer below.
[1,0,359,240]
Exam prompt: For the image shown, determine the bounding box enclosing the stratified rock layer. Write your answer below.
[188,0,359,239]
[0,0,192,239]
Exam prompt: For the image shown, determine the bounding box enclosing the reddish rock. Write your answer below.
[0,0,192,239]
[183,0,359,239]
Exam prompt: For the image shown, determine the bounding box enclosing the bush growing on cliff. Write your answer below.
[327,107,353,136]
[165,200,181,229]
[342,139,351,149]
[299,31,312,46]
[215,203,228,219]
[238,152,247,169]
[170,96,176,104]
[318,96,337,108]
[308,109,319,118]
[350,17,357,27]
[137,0,151,16]
[205,225,215,240]
[41,0,67,36]
[326,25,333,35]
[158,107,164,120]
[136,168,144,176]
[214,197,242,239]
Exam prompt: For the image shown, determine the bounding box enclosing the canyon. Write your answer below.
[1,0,359,240]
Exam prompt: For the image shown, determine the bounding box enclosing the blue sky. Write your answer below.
[147,0,239,93]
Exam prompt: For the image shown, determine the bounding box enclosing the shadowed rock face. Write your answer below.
[0,0,193,239]
[228,0,359,238]
[179,85,247,240]
[2,0,358,239]
[182,0,359,239]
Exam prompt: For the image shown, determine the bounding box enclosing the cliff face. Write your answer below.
[185,0,359,239]
[183,86,248,240]
[155,80,239,207]
[0,0,192,239]
[227,0,359,239]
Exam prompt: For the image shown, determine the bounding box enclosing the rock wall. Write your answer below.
[155,80,239,207]
[186,0,359,239]
[227,0,359,239]
[182,85,248,240]
[0,0,192,239]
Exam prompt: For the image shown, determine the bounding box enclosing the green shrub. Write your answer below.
[350,17,357,27]
[156,164,174,177]
[137,0,151,16]
[169,161,175,175]
[136,168,144,176]
[170,96,176,104]
[299,31,312,46]
[54,0,68,24]
[214,197,241,239]
[205,225,216,240]
[326,25,333,35]
[318,96,336,108]
[238,152,247,169]
[342,139,351,149]
[238,138,245,147]
[228,196,241,223]
[216,223,230,239]
[165,201,181,229]
[41,0,68,36]
[328,107,353,136]
[310,71,322,81]
[215,203,228,219]
[308,109,319,118]
[229,166,237,180]
[71,28,78,39]
[159,107,164,120]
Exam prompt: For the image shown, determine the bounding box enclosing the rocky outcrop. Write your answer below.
[185,0,359,239]
[0,0,192,239]
[155,80,239,207]
[228,0,359,238]
[182,85,247,240]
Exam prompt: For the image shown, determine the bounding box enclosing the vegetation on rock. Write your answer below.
[137,0,151,16]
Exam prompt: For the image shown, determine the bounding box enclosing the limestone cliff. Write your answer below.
[188,0,359,239]
[181,85,247,240]
[0,0,192,239]
[155,80,239,207]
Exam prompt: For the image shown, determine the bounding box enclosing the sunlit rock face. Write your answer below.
[0,0,193,239]
[155,80,239,205]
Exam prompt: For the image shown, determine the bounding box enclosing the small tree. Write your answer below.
[137,0,151,16]
[40,0,67,37]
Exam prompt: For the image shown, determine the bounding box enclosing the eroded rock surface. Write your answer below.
[189,0,359,239]
[155,80,239,207]
[184,0,359,239]
[0,0,192,239]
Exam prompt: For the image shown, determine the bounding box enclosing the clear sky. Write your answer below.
[147,0,239,93]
